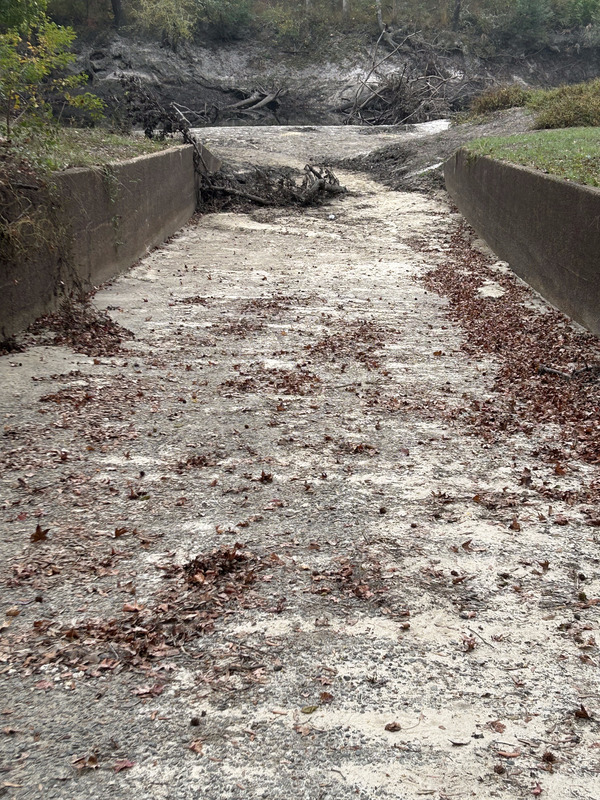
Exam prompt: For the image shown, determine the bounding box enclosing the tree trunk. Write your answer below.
[452,0,461,30]
[111,0,124,28]
[375,0,383,31]
[6,99,12,142]
[342,0,350,18]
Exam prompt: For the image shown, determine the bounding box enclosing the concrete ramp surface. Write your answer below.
[1,127,599,800]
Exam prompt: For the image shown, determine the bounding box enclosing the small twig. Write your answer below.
[538,364,572,379]
[573,362,600,377]
[467,627,496,649]
[358,80,391,109]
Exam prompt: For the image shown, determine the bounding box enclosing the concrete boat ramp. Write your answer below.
[1,126,599,800]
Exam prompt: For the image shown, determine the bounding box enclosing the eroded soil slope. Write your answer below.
[1,127,600,800]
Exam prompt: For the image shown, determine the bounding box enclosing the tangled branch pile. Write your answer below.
[115,77,286,133]
[337,31,471,126]
[197,163,346,211]
[341,69,453,126]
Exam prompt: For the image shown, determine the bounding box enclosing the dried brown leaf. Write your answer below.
[385,722,402,732]
[114,758,135,772]
[31,524,49,542]
[575,704,592,720]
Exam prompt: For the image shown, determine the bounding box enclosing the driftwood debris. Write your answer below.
[117,76,217,134]
[114,77,345,211]
[538,362,600,381]
[337,30,471,126]
[224,88,286,120]
[301,164,346,204]
[117,77,286,133]
[197,164,346,212]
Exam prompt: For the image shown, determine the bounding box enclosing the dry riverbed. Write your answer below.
[1,124,600,800]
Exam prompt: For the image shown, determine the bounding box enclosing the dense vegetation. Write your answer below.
[2,0,600,150]
[40,0,600,50]
[0,0,104,156]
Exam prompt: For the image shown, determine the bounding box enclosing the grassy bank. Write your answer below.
[466,127,600,187]
[470,79,600,130]
[4,128,174,173]
[0,128,181,285]
[47,128,173,169]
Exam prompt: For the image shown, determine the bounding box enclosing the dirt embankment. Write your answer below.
[78,29,600,127]
[337,109,535,194]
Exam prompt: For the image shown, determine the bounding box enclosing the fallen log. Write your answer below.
[209,186,276,206]
[225,91,264,110]
[244,90,284,112]
[223,88,286,117]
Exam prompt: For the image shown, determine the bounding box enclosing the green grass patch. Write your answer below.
[5,127,175,173]
[466,127,600,187]
[50,128,174,168]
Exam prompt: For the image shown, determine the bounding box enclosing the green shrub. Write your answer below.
[0,0,47,31]
[530,78,600,127]
[195,0,253,40]
[0,18,104,143]
[551,0,600,26]
[470,78,600,128]
[130,0,197,45]
[512,0,553,40]
[340,0,379,34]
[259,3,324,50]
[470,84,532,114]
[129,0,253,44]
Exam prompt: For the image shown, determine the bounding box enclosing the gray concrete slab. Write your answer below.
[1,129,599,800]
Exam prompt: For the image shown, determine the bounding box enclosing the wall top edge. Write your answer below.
[449,146,600,198]
[55,143,194,177]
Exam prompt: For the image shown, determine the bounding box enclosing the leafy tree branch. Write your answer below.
[0,15,103,143]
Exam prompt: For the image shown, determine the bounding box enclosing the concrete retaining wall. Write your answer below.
[1,145,197,340]
[444,148,600,335]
